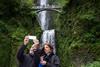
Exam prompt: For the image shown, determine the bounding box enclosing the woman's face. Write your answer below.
[44,45,51,54]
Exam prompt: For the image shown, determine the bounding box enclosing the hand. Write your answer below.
[24,36,29,45]
[40,56,44,62]
[33,39,39,44]
[40,60,47,65]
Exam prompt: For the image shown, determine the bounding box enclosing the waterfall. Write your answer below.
[39,0,47,6]
[36,0,56,53]
[41,29,56,53]
[37,0,49,30]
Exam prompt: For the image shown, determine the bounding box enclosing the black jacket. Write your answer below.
[43,53,60,67]
[17,45,40,67]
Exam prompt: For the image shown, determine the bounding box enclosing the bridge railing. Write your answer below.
[32,5,61,9]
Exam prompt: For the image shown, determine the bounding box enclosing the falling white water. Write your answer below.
[40,0,47,6]
[41,29,56,53]
[37,0,56,53]
[37,0,49,30]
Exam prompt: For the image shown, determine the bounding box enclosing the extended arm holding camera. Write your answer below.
[17,36,29,62]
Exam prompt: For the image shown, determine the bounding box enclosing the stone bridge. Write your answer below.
[31,5,62,13]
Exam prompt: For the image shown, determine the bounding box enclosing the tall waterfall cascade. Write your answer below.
[33,0,61,53]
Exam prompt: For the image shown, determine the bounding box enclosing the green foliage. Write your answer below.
[57,0,69,6]
[0,0,38,67]
[0,0,100,67]
[55,0,100,67]
[85,61,100,67]
[0,21,11,67]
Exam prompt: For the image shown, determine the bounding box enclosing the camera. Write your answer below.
[28,36,37,40]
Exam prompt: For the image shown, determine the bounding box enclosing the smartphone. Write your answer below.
[28,36,37,40]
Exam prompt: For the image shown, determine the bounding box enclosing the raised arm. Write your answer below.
[17,36,29,62]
